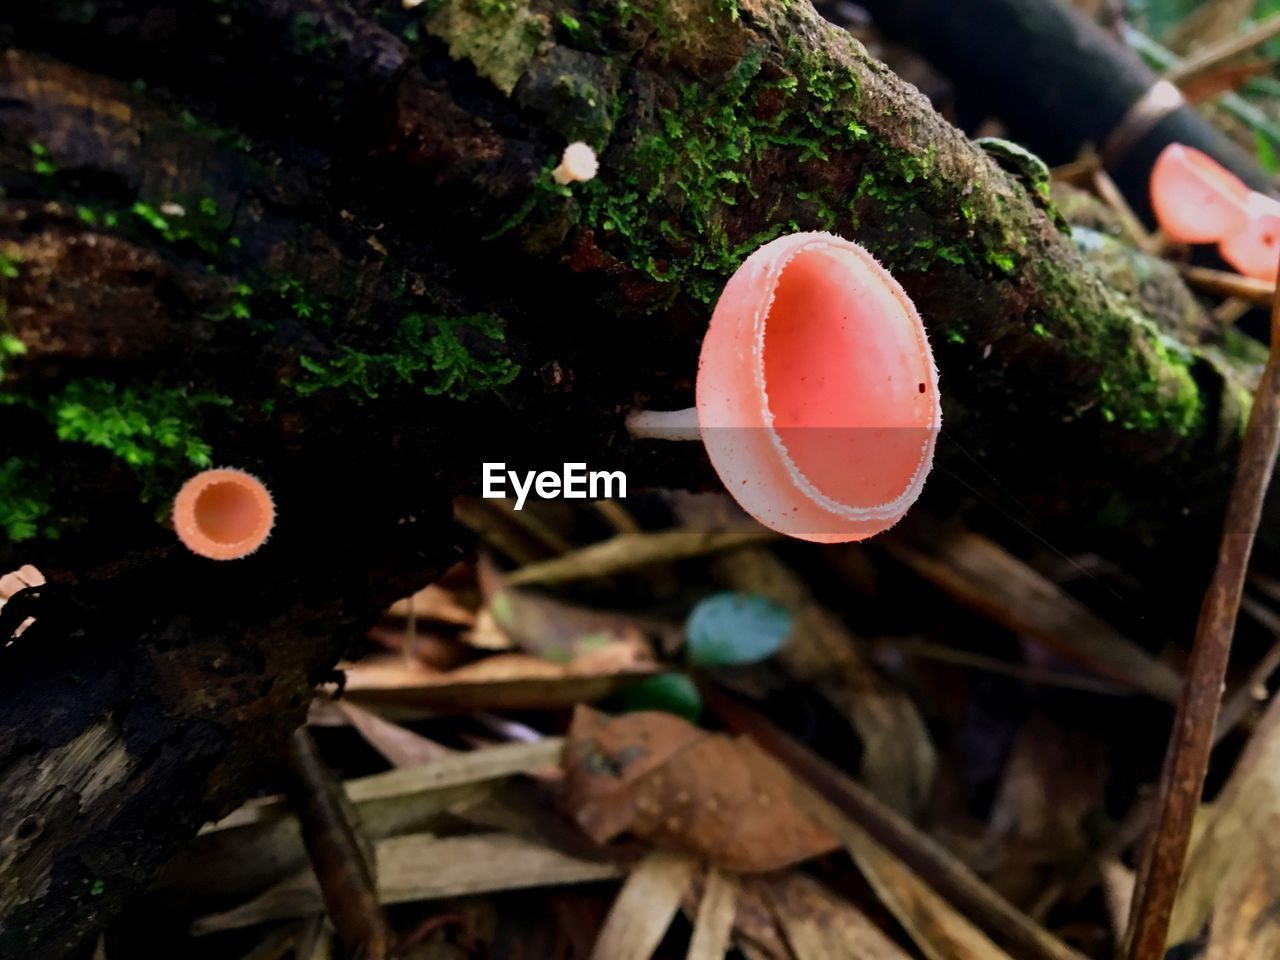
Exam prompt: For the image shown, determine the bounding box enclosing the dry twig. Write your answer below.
[1123,252,1280,960]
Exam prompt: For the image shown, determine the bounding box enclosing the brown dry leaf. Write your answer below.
[1166,0,1253,52]
[387,580,478,626]
[193,832,625,934]
[1099,858,1134,941]
[882,526,1183,702]
[795,787,1016,960]
[341,653,658,714]
[762,872,912,960]
[463,606,519,651]
[981,712,1106,905]
[685,865,740,960]
[707,689,1087,960]
[588,851,697,960]
[333,699,453,767]
[1205,856,1280,960]
[1172,690,1280,941]
[563,707,838,873]
[698,877,791,960]
[711,545,935,814]
[1180,60,1272,103]
[486,587,662,663]
[160,741,560,903]
[506,531,776,587]
[453,495,571,565]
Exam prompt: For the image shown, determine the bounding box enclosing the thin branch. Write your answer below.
[1123,252,1280,960]
[1177,263,1275,307]
[1164,14,1280,87]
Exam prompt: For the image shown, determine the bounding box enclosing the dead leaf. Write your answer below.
[1173,690,1280,941]
[588,851,696,960]
[795,787,1017,960]
[192,832,625,933]
[333,699,453,767]
[1165,0,1253,53]
[506,531,776,587]
[1205,856,1280,960]
[453,496,570,565]
[485,584,661,664]
[696,876,791,960]
[707,688,1087,960]
[882,526,1183,702]
[160,741,560,903]
[686,865,740,960]
[562,706,838,873]
[981,712,1106,905]
[1180,60,1272,103]
[762,872,912,960]
[711,545,935,814]
[342,653,658,714]
[387,579,478,626]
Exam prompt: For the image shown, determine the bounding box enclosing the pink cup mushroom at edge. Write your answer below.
[627,231,941,543]
[172,468,275,560]
[1149,143,1250,245]
[1219,191,1280,283]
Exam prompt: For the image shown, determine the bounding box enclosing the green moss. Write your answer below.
[0,381,228,542]
[0,457,55,543]
[287,13,336,58]
[0,252,20,281]
[987,250,1017,274]
[129,198,235,260]
[178,110,254,153]
[47,379,229,474]
[556,10,582,35]
[29,142,57,177]
[0,334,27,381]
[294,312,519,402]
[274,276,332,326]
[426,0,549,95]
[572,42,870,304]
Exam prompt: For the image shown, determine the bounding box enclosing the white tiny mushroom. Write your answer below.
[402,0,426,8]
[159,202,186,218]
[552,142,599,185]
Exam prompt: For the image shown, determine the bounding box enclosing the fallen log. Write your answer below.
[0,0,1267,953]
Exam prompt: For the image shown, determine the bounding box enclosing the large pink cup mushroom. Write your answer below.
[172,468,275,560]
[1149,144,1250,244]
[1219,191,1280,283]
[628,231,940,542]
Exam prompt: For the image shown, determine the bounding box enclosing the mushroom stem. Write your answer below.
[626,407,700,441]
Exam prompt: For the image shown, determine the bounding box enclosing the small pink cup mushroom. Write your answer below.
[628,231,940,543]
[552,143,599,185]
[1149,144,1250,244]
[172,468,275,560]
[1219,191,1280,283]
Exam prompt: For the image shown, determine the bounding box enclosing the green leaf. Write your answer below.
[685,591,791,667]
[609,674,702,722]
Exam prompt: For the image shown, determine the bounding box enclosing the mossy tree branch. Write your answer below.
[0,0,1266,954]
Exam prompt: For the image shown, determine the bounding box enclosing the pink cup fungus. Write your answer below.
[552,142,599,185]
[172,468,275,560]
[627,231,941,543]
[1149,144,1250,244]
[1218,191,1280,283]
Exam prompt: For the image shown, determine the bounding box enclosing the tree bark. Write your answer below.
[853,0,1276,210]
[0,0,1266,954]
